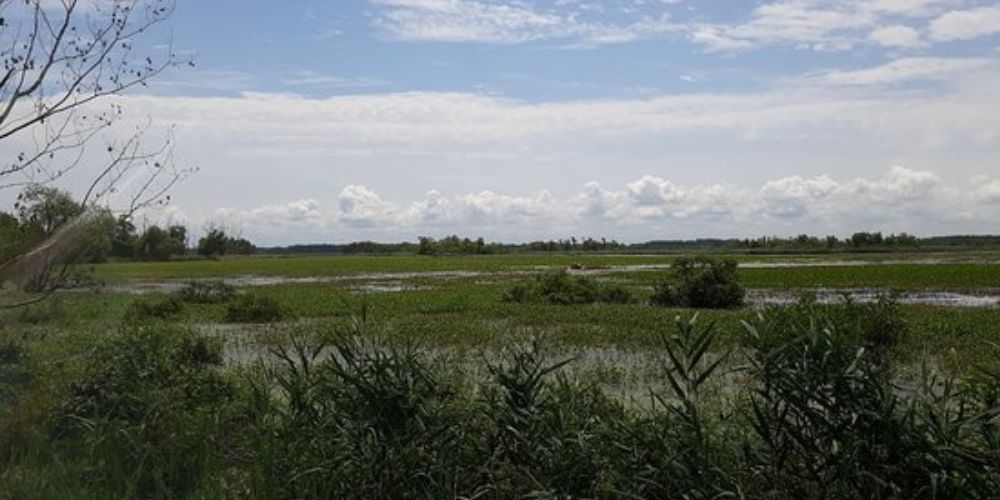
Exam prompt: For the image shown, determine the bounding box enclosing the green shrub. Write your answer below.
[50,326,232,498]
[124,296,183,322]
[502,271,635,305]
[651,257,745,309]
[742,300,995,498]
[0,339,30,410]
[240,322,479,498]
[224,294,287,323]
[178,280,236,304]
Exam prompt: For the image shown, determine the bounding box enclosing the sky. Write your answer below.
[8,0,1000,245]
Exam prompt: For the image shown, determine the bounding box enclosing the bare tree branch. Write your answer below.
[0,0,191,305]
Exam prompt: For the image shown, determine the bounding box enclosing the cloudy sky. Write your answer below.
[11,0,1000,244]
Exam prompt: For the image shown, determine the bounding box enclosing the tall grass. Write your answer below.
[0,299,997,498]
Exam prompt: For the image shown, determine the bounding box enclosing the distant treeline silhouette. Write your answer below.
[257,232,1000,256]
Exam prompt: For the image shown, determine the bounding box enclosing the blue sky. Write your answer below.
[163,0,997,100]
[6,0,1000,244]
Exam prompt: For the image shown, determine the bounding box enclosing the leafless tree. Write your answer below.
[0,0,191,305]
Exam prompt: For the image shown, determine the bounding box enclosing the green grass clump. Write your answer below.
[502,271,635,305]
[177,280,236,304]
[2,326,232,499]
[124,296,184,322]
[224,294,288,323]
[651,257,745,309]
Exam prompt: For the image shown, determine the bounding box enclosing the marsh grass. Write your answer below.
[0,290,998,498]
[225,294,289,323]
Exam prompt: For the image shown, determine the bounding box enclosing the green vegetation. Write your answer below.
[224,294,288,323]
[125,296,185,322]
[2,252,999,498]
[178,280,237,304]
[650,256,745,308]
[502,271,635,305]
[1,302,997,498]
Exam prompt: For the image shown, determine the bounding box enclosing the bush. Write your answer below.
[651,257,745,309]
[502,271,635,305]
[741,300,996,498]
[124,296,183,322]
[178,280,236,304]
[224,294,287,323]
[50,326,232,498]
[240,322,479,498]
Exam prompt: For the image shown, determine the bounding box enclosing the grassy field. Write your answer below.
[11,253,1000,360]
[2,252,999,498]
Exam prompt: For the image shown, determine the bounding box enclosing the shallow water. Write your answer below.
[100,271,481,294]
[747,288,1000,308]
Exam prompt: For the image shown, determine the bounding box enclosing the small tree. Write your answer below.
[135,225,185,261]
[110,217,140,259]
[14,185,81,235]
[197,229,228,258]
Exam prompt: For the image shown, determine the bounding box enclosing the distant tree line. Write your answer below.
[523,237,625,252]
[1,186,255,264]
[734,232,920,251]
[417,235,498,255]
[257,231,1000,256]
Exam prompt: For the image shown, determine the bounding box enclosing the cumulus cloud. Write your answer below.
[246,199,323,225]
[930,6,1000,41]
[339,185,395,228]
[187,166,996,244]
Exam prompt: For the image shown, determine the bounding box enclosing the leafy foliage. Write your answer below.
[502,271,635,305]
[651,257,746,309]
[50,327,232,498]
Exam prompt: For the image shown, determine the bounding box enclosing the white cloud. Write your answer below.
[368,0,680,44]
[930,6,1000,41]
[247,199,323,225]
[365,0,995,52]
[974,180,1000,203]
[6,53,1000,244]
[178,166,997,244]
[687,0,958,52]
[869,25,922,47]
[817,57,992,85]
[339,185,395,227]
[760,174,839,218]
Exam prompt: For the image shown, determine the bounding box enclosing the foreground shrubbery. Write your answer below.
[502,271,635,305]
[651,257,746,308]
[1,299,998,499]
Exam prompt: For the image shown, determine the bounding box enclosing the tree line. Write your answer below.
[1,185,253,264]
